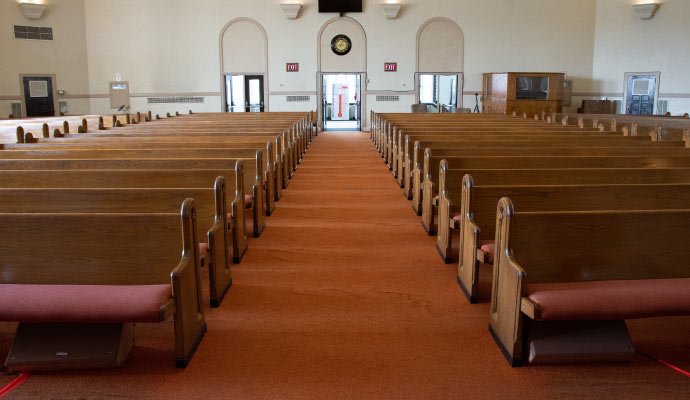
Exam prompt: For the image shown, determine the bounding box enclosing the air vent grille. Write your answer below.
[147,96,204,104]
[14,25,53,40]
[29,81,48,98]
[286,95,310,102]
[376,95,399,102]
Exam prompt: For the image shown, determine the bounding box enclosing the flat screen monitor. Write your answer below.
[319,0,362,13]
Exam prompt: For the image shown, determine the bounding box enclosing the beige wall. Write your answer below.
[591,0,690,114]
[6,0,687,122]
[80,0,599,124]
[0,0,90,118]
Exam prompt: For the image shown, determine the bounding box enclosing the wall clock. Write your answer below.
[330,34,352,56]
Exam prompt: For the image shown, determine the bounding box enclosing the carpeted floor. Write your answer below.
[1,131,689,398]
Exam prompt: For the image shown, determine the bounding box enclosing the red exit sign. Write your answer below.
[286,63,299,72]
[384,62,397,72]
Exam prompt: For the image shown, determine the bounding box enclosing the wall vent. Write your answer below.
[29,80,48,98]
[657,100,668,115]
[11,103,22,118]
[147,96,204,104]
[376,95,400,102]
[286,95,310,102]
[14,25,53,40]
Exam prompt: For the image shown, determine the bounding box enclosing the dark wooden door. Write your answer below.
[23,77,55,117]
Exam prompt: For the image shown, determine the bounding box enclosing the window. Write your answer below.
[516,76,548,100]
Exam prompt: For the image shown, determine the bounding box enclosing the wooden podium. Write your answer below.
[482,72,565,116]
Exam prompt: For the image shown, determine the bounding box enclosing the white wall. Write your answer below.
[7,0,686,125]
[0,0,90,118]
[592,0,690,115]
[80,0,598,127]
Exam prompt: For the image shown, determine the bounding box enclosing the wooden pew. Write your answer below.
[393,129,612,184]
[432,154,690,259]
[0,199,206,370]
[13,135,292,196]
[489,198,690,366]
[453,180,690,303]
[23,133,292,189]
[0,149,267,238]
[0,182,232,308]
[402,145,690,201]
[429,166,690,238]
[0,143,282,207]
[433,154,690,253]
[417,138,685,231]
[407,135,673,203]
[0,169,251,263]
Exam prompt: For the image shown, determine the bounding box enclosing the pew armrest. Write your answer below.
[207,218,231,308]
[170,254,206,368]
[520,297,538,320]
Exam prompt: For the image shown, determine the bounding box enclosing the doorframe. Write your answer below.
[414,72,464,111]
[223,73,267,112]
[623,71,661,115]
[317,72,366,131]
[19,73,59,117]
[218,17,269,112]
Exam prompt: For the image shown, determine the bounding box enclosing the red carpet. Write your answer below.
[1,131,689,398]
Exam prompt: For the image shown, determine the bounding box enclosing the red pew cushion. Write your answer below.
[480,241,495,263]
[527,278,690,321]
[199,242,209,256]
[0,284,172,323]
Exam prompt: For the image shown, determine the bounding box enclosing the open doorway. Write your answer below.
[21,75,57,117]
[623,72,660,115]
[321,74,361,131]
[225,75,265,112]
[416,73,461,113]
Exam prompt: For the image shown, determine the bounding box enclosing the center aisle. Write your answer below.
[216,130,499,397]
[6,131,689,398]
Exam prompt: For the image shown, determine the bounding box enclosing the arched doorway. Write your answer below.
[415,18,465,112]
[219,18,269,112]
[317,16,367,130]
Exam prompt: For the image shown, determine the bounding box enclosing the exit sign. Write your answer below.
[384,62,397,72]
[286,63,299,72]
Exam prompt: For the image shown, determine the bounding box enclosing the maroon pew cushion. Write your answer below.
[0,284,172,323]
[245,194,253,209]
[527,278,690,321]
[480,241,495,263]
[199,242,209,256]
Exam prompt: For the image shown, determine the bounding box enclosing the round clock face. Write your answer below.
[331,34,352,56]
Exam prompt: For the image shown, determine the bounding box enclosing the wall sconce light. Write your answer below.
[632,1,659,20]
[19,0,47,20]
[380,2,402,19]
[280,3,302,20]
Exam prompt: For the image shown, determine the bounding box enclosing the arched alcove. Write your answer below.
[415,18,465,110]
[416,18,464,73]
[218,18,269,112]
[316,16,367,129]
